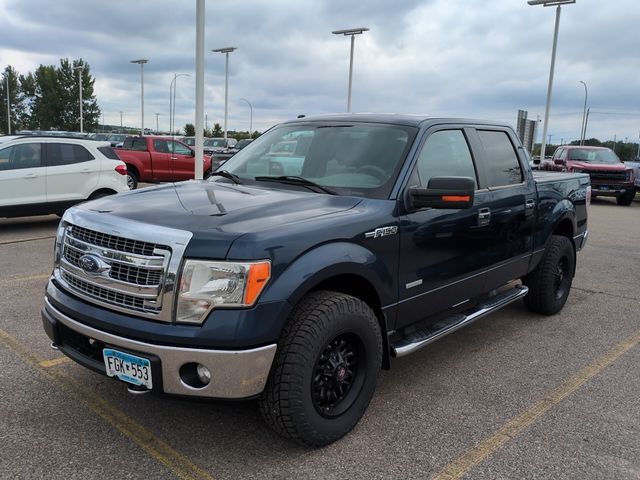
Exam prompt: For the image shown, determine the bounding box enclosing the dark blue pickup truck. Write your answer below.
[42,114,589,446]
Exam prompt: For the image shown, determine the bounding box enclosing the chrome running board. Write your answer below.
[391,285,529,358]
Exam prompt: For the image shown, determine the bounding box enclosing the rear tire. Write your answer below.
[126,170,138,190]
[259,291,382,447]
[523,235,575,315]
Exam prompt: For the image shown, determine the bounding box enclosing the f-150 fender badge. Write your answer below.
[365,226,398,239]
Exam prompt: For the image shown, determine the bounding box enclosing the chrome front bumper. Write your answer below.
[42,297,277,399]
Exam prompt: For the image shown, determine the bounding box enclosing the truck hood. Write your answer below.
[77,180,362,258]
[569,161,627,171]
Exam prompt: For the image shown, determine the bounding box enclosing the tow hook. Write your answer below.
[127,384,151,395]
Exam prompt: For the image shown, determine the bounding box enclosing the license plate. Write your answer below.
[103,348,152,389]
[600,185,609,190]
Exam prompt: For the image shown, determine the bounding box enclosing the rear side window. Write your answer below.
[0,143,43,170]
[98,146,120,160]
[477,130,523,187]
[46,143,95,166]
[123,138,147,151]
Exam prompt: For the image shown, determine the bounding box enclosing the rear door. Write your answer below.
[45,142,100,202]
[397,127,493,328]
[472,128,536,289]
[149,139,172,180]
[0,142,46,208]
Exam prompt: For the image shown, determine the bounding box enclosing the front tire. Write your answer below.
[259,291,382,447]
[617,189,635,206]
[523,235,575,315]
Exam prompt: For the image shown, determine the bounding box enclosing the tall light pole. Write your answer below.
[4,75,10,135]
[195,0,205,180]
[130,59,148,136]
[73,65,84,133]
[170,73,190,135]
[211,47,237,140]
[155,113,160,134]
[332,27,369,113]
[239,97,253,135]
[579,80,588,145]
[120,111,123,133]
[528,0,575,160]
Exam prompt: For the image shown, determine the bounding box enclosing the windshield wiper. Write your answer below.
[254,175,337,195]
[209,170,242,184]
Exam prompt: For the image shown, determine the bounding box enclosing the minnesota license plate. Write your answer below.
[103,348,152,389]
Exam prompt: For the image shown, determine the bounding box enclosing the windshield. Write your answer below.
[204,138,227,147]
[183,137,196,146]
[213,123,417,199]
[571,148,621,164]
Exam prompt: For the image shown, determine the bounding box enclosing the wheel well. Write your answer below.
[552,218,573,243]
[126,164,139,178]
[89,188,117,200]
[310,274,390,369]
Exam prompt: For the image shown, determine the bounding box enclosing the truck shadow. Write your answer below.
[0,214,60,235]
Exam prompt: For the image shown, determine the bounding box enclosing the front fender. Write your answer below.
[260,241,396,310]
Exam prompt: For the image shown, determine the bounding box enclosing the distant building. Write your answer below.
[516,110,538,153]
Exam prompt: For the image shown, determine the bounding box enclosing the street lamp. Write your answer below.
[332,27,369,113]
[120,111,123,133]
[73,65,84,133]
[211,47,237,140]
[579,80,588,145]
[239,97,253,135]
[4,75,10,135]
[528,0,575,160]
[155,113,160,134]
[169,73,190,135]
[130,59,149,136]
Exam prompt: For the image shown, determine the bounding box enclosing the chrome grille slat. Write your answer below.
[583,170,626,181]
[62,271,150,311]
[68,224,160,256]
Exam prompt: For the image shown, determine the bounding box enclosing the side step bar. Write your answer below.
[390,285,529,358]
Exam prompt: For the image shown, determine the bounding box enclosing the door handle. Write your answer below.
[23,173,37,179]
[525,199,535,209]
[170,157,178,160]
[81,168,91,173]
[477,207,491,226]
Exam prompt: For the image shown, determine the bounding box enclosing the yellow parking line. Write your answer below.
[0,273,51,286]
[38,356,72,368]
[0,329,214,480]
[432,329,640,480]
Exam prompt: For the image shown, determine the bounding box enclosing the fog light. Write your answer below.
[196,364,211,385]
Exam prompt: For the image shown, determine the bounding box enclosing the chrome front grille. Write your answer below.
[69,224,159,256]
[54,210,193,323]
[584,170,626,181]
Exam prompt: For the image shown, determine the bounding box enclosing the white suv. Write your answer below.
[0,137,129,218]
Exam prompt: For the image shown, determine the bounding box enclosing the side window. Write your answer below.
[477,130,523,187]
[46,143,94,166]
[168,141,192,156]
[131,138,148,151]
[153,140,169,153]
[0,143,42,171]
[416,130,477,188]
[552,148,563,160]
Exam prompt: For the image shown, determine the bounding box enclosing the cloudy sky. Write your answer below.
[1,0,639,142]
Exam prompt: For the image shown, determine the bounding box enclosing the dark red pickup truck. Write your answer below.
[540,145,635,205]
[116,136,212,189]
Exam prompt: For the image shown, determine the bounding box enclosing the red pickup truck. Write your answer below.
[540,145,635,205]
[116,136,212,189]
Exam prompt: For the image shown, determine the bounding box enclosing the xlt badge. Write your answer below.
[365,226,398,239]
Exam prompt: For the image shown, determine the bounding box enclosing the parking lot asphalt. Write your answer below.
[1,196,639,480]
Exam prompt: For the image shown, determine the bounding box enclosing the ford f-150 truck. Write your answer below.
[42,115,589,447]
[115,136,212,189]
[540,145,634,205]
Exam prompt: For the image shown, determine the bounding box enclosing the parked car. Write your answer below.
[203,137,237,153]
[107,134,127,148]
[43,114,589,447]
[0,137,128,218]
[540,145,635,205]
[116,136,212,189]
[624,157,640,194]
[235,138,253,150]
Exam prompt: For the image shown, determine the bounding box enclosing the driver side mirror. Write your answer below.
[554,158,565,166]
[190,149,195,157]
[405,176,475,211]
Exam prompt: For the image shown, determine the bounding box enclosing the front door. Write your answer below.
[397,128,493,329]
[166,140,195,180]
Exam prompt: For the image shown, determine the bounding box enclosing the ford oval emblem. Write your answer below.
[79,255,104,274]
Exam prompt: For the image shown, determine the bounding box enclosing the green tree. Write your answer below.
[212,123,223,137]
[184,123,195,136]
[0,66,28,133]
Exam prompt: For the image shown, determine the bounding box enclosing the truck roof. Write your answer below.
[280,113,510,128]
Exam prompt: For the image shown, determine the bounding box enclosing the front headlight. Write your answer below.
[176,260,271,324]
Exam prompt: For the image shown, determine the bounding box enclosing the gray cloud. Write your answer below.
[1,0,638,141]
